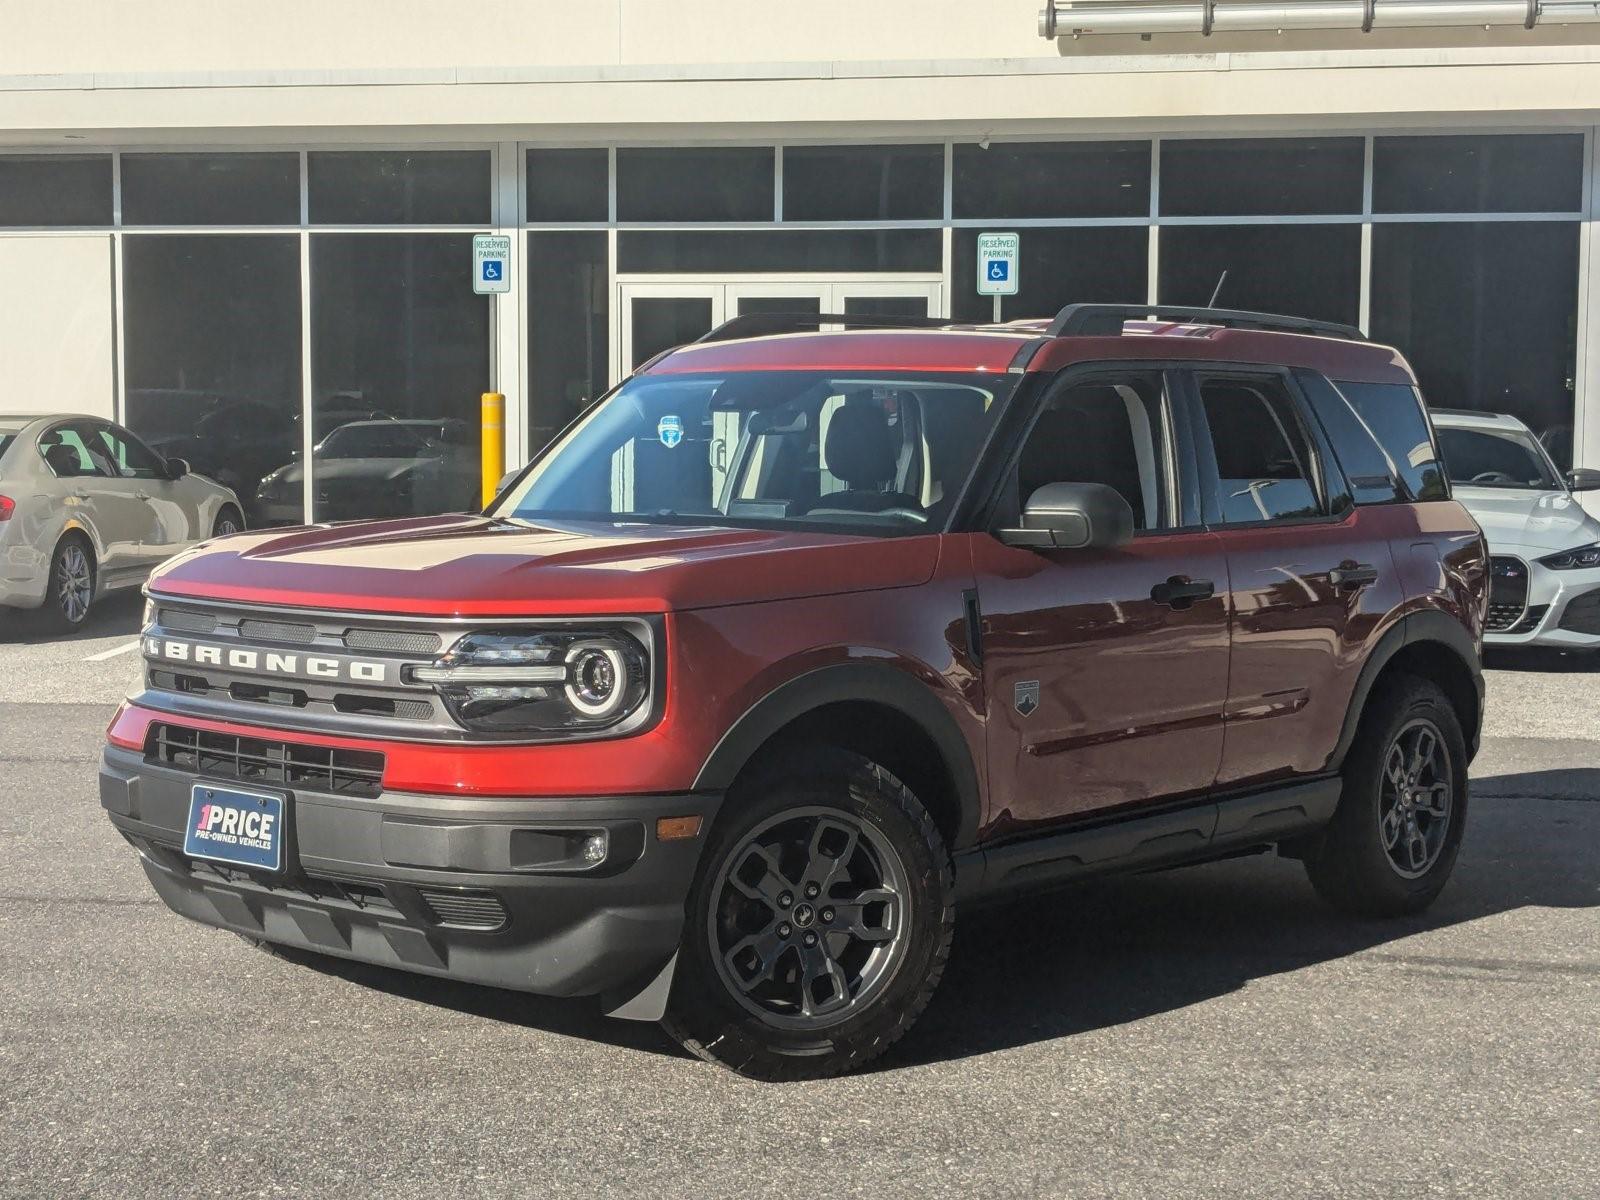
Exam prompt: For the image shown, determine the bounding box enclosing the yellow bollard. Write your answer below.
[480,391,505,510]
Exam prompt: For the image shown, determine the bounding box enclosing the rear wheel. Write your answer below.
[1305,675,1467,916]
[663,748,953,1080]
[42,536,95,632]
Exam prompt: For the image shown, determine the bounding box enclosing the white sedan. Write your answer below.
[1,413,244,631]
[1432,409,1600,651]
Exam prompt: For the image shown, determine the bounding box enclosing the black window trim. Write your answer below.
[1179,365,1354,532]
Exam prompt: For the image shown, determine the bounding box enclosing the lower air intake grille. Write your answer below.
[146,723,385,798]
[418,888,510,931]
[1558,589,1600,636]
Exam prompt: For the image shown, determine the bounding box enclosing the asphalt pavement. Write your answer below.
[1,607,1596,1198]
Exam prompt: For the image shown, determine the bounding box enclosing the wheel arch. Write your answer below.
[1329,611,1484,772]
[693,662,983,853]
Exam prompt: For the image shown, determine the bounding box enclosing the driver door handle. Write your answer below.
[72,489,90,500]
[135,490,152,501]
[1151,575,1215,609]
[1329,562,1379,589]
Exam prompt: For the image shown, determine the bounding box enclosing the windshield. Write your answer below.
[496,370,1012,535]
[1436,426,1561,490]
[318,423,436,459]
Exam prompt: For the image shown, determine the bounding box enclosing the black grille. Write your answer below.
[1559,589,1600,636]
[344,628,442,654]
[1486,556,1529,632]
[418,888,509,931]
[146,723,385,798]
[157,607,218,635]
[185,857,401,914]
[238,617,317,645]
[1505,605,1549,636]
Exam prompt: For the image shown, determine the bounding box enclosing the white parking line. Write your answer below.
[83,640,142,662]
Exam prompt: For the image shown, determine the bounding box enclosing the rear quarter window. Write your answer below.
[1334,380,1449,501]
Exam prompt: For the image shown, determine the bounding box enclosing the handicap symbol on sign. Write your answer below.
[482,260,503,282]
[987,260,1009,282]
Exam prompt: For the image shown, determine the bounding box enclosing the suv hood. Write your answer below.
[1451,485,1600,555]
[147,514,942,616]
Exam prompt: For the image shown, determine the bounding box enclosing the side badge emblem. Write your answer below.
[1014,680,1040,717]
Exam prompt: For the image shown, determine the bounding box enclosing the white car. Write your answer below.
[0,413,244,631]
[1431,409,1600,651]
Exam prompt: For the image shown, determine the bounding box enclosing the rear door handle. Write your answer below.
[135,490,152,501]
[1330,562,1379,589]
[72,489,90,500]
[1151,575,1215,609]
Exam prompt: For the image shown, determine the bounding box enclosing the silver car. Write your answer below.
[0,413,244,631]
[1432,408,1600,651]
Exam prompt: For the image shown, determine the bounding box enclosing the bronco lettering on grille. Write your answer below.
[144,638,388,684]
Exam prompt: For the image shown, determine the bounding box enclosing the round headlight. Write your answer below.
[564,641,630,718]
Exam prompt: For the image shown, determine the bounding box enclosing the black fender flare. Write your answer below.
[1327,610,1484,772]
[692,661,984,850]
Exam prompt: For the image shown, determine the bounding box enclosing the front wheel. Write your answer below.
[1305,675,1468,917]
[663,748,953,1080]
[212,506,243,538]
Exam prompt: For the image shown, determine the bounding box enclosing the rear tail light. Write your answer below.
[0,495,13,521]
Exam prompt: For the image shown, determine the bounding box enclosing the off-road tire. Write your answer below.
[1305,674,1468,917]
[663,747,954,1081]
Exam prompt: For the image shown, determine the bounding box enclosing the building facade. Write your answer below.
[3,0,1600,522]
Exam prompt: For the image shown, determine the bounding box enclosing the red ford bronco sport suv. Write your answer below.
[102,304,1488,1079]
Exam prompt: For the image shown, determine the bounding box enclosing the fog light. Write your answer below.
[581,833,608,865]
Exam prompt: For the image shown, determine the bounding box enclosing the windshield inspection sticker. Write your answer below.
[658,415,684,448]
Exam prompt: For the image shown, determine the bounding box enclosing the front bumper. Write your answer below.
[1484,556,1600,649]
[100,744,720,1009]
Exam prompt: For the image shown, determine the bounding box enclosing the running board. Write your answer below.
[955,776,1341,902]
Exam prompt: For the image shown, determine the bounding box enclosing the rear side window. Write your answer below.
[1332,381,1448,501]
[1296,372,1406,504]
[1196,377,1322,524]
[36,425,109,479]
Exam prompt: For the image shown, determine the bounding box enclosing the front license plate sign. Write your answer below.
[184,784,285,872]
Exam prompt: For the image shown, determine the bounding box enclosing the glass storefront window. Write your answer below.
[0,155,112,226]
[1373,134,1584,214]
[1158,224,1361,327]
[952,140,1150,218]
[121,234,303,525]
[618,229,940,273]
[782,144,943,221]
[308,151,491,224]
[121,153,299,225]
[307,234,490,522]
[1370,221,1579,466]
[527,148,609,222]
[1159,137,1364,216]
[952,227,1148,323]
[616,147,774,222]
[528,232,609,455]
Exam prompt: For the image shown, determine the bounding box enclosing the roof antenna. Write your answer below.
[1206,270,1228,308]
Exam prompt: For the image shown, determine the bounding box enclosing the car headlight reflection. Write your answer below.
[408,627,651,735]
[1539,542,1600,570]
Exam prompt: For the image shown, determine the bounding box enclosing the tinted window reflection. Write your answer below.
[291,233,489,524]
[122,234,303,525]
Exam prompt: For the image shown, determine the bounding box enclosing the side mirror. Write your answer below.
[166,457,190,480]
[1566,467,1600,492]
[997,482,1135,551]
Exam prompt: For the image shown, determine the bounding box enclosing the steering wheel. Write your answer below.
[1471,471,1517,484]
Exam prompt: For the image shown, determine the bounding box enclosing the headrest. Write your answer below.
[824,398,896,488]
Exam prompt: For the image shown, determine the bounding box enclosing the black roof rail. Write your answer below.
[1046,303,1366,342]
[695,311,967,344]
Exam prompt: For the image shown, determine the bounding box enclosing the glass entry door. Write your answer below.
[616,280,943,381]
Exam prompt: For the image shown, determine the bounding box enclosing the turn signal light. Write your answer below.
[656,815,704,842]
[0,495,13,521]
